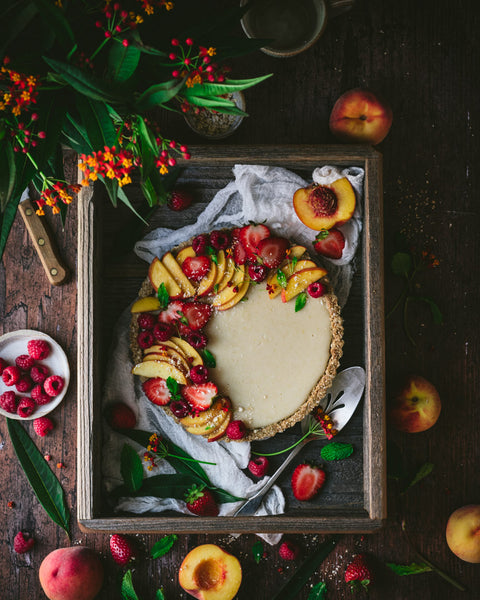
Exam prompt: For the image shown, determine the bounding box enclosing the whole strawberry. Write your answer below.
[110,534,136,566]
[185,484,219,516]
[167,190,193,211]
[344,553,372,592]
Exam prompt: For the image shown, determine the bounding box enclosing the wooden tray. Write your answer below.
[77,145,386,534]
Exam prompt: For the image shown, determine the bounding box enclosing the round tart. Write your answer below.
[130,225,343,442]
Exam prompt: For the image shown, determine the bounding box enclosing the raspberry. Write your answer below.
[189,364,209,384]
[27,339,51,360]
[13,532,35,554]
[15,376,33,393]
[279,540,300,560]
[153,322,174,342]
[226,419,247,440]
[33,416,54,437]
[167,190,193,212]
[2,365,21,386]
[17,397,36,418]
[185,331,207,350]
[248,456,270,477]
[0,357,8,375]
[137,312,156,330]
[170,399,190,418]
[137,330,154,349]
[15,354,35,370]
[44,375,64,397]
[248,263,268,282]
[30,364,49,384]
[192,234,209,255]
[31,384,52,405]
[0,391,17,413]
[209,229,231,250]
[307,281,326,298]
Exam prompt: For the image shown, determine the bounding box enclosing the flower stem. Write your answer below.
[252,423,324,457]
[166,452,216,466]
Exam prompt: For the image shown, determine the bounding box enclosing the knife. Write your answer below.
[17,188,69,286]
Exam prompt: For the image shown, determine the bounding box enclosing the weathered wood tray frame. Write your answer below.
[77,145,386,534]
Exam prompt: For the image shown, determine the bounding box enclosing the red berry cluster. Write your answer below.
[0,339,65,421]
[95,2,144,47]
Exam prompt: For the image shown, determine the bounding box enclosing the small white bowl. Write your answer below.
[0,329,70,420]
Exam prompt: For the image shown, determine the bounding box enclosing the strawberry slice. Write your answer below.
[182,381,218,411]
[158,300,184,324]
[313,228,345,260]
[181,301,213,331]
[142,378,171,405]
[291,463,326,501]
[233,238,248,265]
[256,236,289,269]
[238,224,271,259]
[182,256,211,282]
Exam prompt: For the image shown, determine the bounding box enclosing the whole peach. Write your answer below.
[446,505,480,563]
[387,374,441,433]
[39,546,104,600]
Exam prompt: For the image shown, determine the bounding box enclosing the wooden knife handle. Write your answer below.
[18,198,69,286]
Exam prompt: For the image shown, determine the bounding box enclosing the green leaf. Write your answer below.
[63,114,93,153]
[166,376,181,400]
[140,177,158,208]
[43,57,121,104]
[184,95,247,116]
[183,75,272,98]
[121,570,140,600]
[156,589,166,600]
[386,562,432,576]
[32,0,75,49]
[75,96,118,150]
[108,40,141,82]
[272,537,339,600]
[417,296,443,324]
[0,141,16,211]
[405,462,434,491]
[135,473,201,499]
[321,442,353,461]
[208,487,244,504]
[136,79,185,111]
[151,534,178,559]
[201,349,216,368]
[157,282,170,310]
[276,269,288,288]
[295,292,307,312]
[252,540,264,564]
[391,252,412,277]
[120,444,144,493]
[117,185,149,224]
[130,30,168,57]
[308,582,328,599]
[7,419,70,536]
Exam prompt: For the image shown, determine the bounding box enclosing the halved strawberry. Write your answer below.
[238,224,271,259]
[313,228,345,260]
[291,463,326,501]
[182,255,211,282]
[181,301,213,331]
[256,236,289,269]
[158,300,184,324]
[142,377,171,406]
[181,381,218,412]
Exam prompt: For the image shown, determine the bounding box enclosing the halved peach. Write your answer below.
[148,257,182,297]
[293,177,356,230]
[132,360,187,384]
[171,336,204,367]
[162,251,196,298]
[178,544,242,600]
[131,296,161,313]
[176,245,196,266]
[280,267,328,302]
[197,262,218,296]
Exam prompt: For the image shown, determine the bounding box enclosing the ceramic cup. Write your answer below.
[240,0,328,58]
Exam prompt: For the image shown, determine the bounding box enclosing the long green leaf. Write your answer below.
[183,75,272,98]
[185,95,247,116]
[75,95,118,149]
[117,185,148,224]
[130,30,168,57]
[272,537,340,600]
[0,141,16,211]
[64,114,93,153]
[121,570,140,600]
[121,444,144,492]
[7,419,70,536]
[0,192,21,260]
[108,40,141,82]
[136,79,185,111]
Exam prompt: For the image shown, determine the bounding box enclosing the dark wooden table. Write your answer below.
[1,1,479,598]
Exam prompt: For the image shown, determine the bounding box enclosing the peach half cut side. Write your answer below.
[293,177,356,230]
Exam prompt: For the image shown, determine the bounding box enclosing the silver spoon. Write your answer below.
[233,366,366,517]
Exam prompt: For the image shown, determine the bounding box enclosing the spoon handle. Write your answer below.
[233,437,311,517]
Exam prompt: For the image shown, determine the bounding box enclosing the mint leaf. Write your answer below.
[295,292,307,312]
[321,442,353,461]
[156,589,166,600]
[166,376,181,400]
[121,570,140,600]
[417,296,443,324]
[308,581,327,599]
[151,534,178,559]
[201,349,216,368]
[391,252,412,277]
[252,540,263,564]
[157,283,170,310]
[121,444,144,493]
[315,230,329,241]
[276,269,288,288]
[387,562,432,576]
[405,462,434,491]
[206,246,218,264]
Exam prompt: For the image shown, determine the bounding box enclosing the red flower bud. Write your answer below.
[171,38,179,46]
[186,38,194,46]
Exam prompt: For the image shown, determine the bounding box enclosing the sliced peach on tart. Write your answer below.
[197,261,218,296]
[132,360,188,385]
[212,250,226,286]
[179,398,231,429]
[207,411,232,442]
[215,277,250,311]
[212,264,246,308]
[148,257,182,297]
[176,245,196,266]
[266,258,318,298]
[162,251,196,298]
[131,296,161,313]
[178,544,242,600]
[171,336,204,367]
[293,177,356,230]
[143,346,190,374]
[214,256,235,293]
[280,267,328,302]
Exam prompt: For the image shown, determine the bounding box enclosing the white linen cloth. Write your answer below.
[102,164,364,544]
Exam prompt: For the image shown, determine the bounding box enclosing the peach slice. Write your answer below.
[212,265,246,307]
[144,340,188,358]
[212,250,226,286]
[293,177,356,230]
[267,258,318,299]
[197,262,218,296]
[171,336,203,367]
[215,278,250,311]
[179,544,242,600]
[214,257,235,293]
[180,398,230,429]
[131,296,161,313]
[143,347,190,373]
[280,267,328,302]
[176,245,196,266]
[184,410,229,437]
[207,411,232,442]
[132,360,187,384]
[148,257,182,297]
[162,251,196,298]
